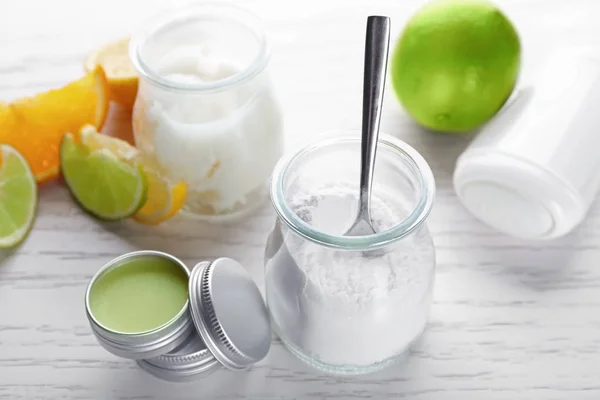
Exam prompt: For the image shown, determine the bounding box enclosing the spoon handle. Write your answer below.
[358,16,391,218]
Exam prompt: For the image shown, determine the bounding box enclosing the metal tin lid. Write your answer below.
[137,334,219,382]
[188,258,272,370]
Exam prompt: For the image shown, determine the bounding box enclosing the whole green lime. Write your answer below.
[391,0,521,133]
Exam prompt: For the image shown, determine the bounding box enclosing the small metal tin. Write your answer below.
[85,251,194,360]
[189,258,272,370]
[137,334,220,382]
[86,252,272,381]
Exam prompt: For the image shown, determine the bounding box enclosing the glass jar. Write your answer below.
[264,133,436,375]
[129,3,284,221]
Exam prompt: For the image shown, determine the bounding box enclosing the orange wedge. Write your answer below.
[0,68,108,182]
[85,37,138,110]
[78,125,187,225]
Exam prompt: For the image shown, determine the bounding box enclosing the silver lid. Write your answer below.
[137,334,219,382]
[189,258,272,370]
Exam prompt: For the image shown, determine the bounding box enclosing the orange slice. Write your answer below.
[78,125,187,225]
[85,38,138,110]
[0,68,108,182]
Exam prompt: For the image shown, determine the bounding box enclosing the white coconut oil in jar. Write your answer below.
[130,3,284,221]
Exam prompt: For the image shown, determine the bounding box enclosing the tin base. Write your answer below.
[137,358,219,383]
[136,335,220,382]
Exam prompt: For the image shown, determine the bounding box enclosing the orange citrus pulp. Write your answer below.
[0,68,108,182]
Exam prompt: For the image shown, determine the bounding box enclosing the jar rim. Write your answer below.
[270,133,436,250]
[85,250,191,337]
[129,2,270,93]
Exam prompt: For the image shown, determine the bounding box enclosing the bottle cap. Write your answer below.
[454,146,583,239]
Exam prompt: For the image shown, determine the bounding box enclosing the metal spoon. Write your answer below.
[345,16,391,237]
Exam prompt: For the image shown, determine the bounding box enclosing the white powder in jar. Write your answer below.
[265,182,435,368]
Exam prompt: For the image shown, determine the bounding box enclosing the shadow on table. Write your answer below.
[444,215,593,294]
[0,248,17,274]
[0,247,18,267]
[0,223,34,266]
[96,359,254,398]
[399,122,476,182]
[487,225,591,291]
[90,335,432,398]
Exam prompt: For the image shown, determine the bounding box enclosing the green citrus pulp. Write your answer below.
[60,133,147,220]
[0,144,37,248]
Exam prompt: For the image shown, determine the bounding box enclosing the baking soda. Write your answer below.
[265,182,435,369]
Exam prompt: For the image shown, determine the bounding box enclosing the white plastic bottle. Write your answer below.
[453,46,600,239]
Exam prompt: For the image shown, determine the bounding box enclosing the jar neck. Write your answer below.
[137,67,271,100]
[270,134,436,251]
[130,2,270,94]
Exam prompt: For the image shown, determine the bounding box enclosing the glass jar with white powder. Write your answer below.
[265,133,436,375]
[130,3,283,221]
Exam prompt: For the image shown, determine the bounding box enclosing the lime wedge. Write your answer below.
[78,125,187,225]
[0,144,38,248]
[60,133,147,220]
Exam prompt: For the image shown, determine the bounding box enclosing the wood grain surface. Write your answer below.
[2,0,600,398]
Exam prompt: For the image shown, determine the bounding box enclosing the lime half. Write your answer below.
[0,144,38,248]
[60,133,147,220]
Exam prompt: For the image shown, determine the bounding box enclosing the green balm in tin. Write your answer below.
[89,255,189,333]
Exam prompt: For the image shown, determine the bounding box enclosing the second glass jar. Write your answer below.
[130,2,284,221]
[264,133,436,375]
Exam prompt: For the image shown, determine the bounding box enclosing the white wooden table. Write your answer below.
[2,0,600,398]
